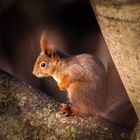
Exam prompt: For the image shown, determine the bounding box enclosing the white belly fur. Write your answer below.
[52,75,61,84]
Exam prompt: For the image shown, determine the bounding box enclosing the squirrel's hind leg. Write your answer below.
[59,103,81,117]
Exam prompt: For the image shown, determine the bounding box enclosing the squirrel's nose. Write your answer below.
[32,70,36,76]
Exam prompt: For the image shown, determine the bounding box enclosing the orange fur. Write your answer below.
[57,75,70,91]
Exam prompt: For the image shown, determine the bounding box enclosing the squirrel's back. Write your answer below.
[61,54,106,82]
[60,54,107,115]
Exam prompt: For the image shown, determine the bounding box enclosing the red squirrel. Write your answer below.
[33,32,137,129]
[33,32,107,116]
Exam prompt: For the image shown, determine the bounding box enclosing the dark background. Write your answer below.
[0,0,108,100]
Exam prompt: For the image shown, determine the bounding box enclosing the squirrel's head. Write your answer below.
[33,32,60,78]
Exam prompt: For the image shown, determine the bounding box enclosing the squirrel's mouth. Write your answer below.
[35,74,44,78]
[32,71,50,78]
[32,71,44,78]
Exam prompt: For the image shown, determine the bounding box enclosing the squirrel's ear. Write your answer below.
[40,31,59,60]
[40,32,48,52]
[40,31,55,52]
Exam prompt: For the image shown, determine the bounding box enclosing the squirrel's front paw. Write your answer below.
[59,103,72,117]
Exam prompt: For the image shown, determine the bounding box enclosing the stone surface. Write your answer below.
[90,0,140,120]
[0,69,130,140]
[131,122,140,140]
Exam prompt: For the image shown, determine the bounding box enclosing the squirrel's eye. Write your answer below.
[40,62,46,68]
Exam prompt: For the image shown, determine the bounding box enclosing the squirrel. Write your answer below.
[33,32,107,117]
[32,32,137,129]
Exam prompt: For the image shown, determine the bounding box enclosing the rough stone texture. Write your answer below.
[131,122,140,140]
[90,1,140,139]
[90,0,140,120]
[0,69,130,140]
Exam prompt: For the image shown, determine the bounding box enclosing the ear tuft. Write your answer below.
[40,31,55,53]
[40,31,60,61]
[40,31,48,52]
